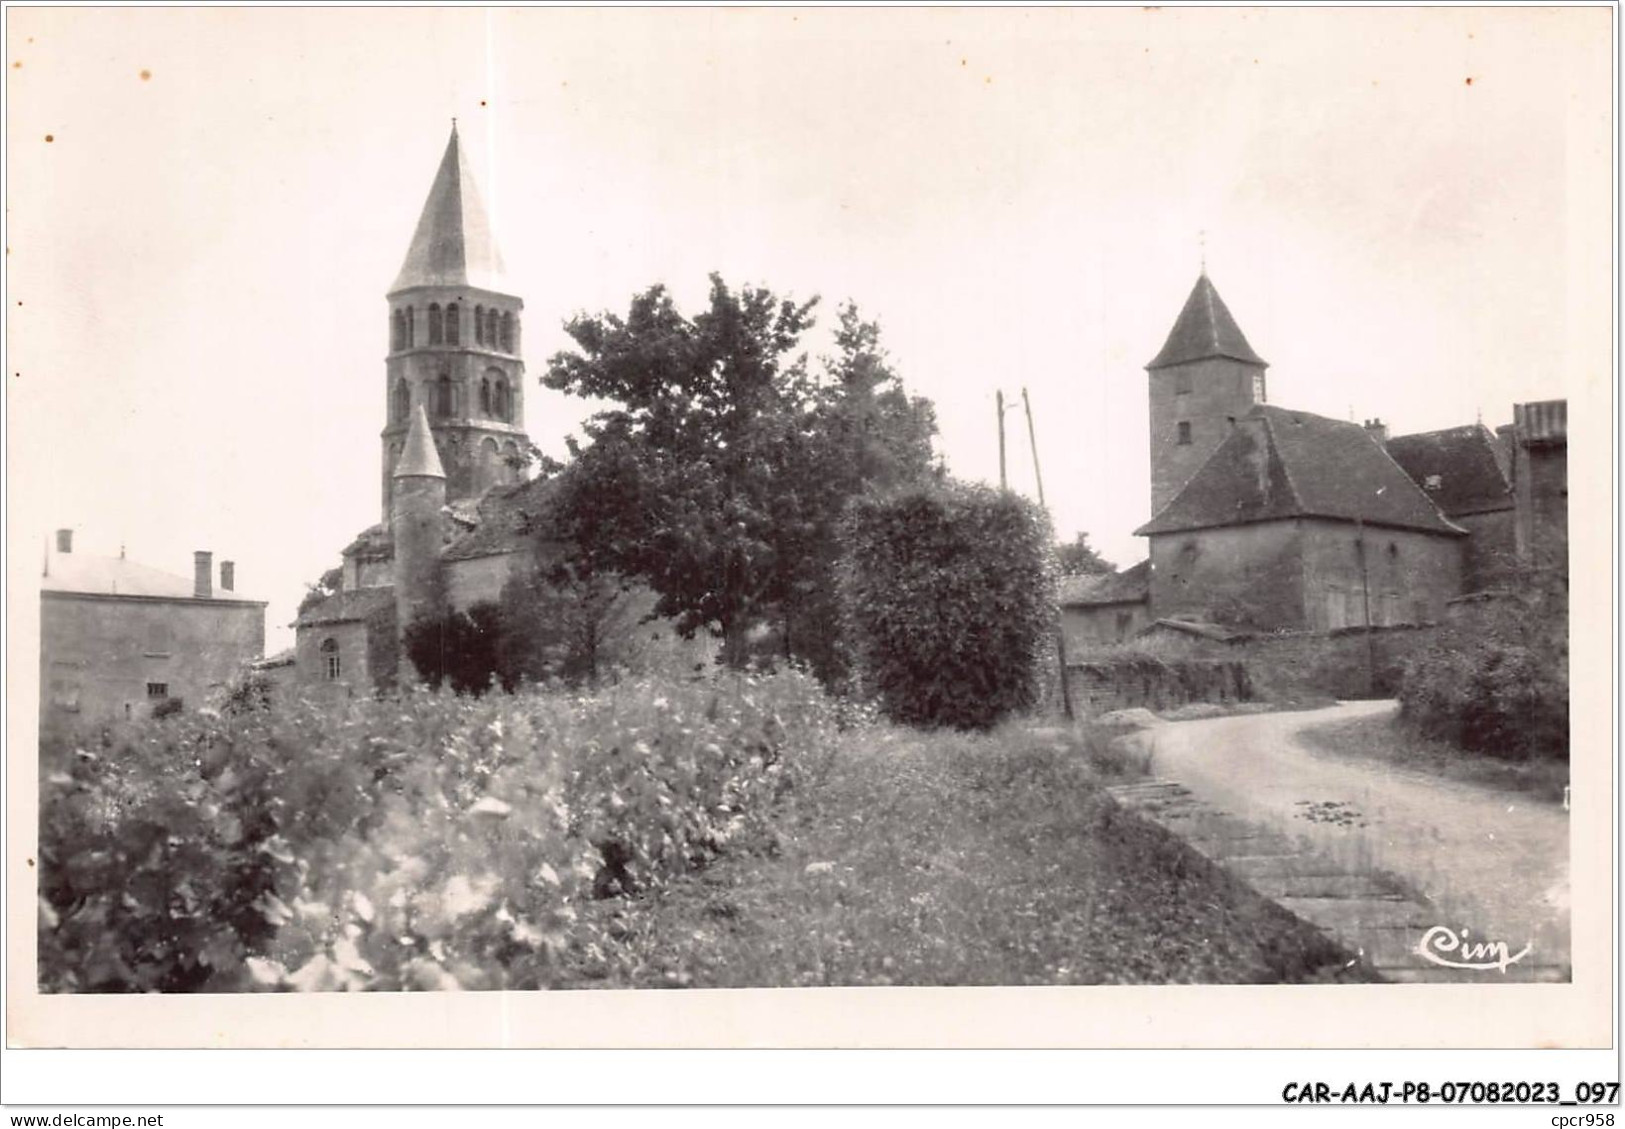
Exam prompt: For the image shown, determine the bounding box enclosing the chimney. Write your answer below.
[55,528,73,553]
[1362,418,1388,444]
[194,550,213,598]
[220,560,235,593]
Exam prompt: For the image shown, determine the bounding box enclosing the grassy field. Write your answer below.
[1298,711,1569,805]
[569,722,1371,987]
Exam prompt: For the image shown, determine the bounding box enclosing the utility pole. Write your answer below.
[996,390,1008,491]
[1021,387,1074,721]
[1356,515,1376,697]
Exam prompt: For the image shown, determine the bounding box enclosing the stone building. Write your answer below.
[39,529,266,740]
[1062,271,1568,646]
[293,125,707,694]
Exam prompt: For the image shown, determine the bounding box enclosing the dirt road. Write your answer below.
[1129,700,1570,980]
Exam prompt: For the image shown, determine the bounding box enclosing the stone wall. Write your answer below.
[1064,655,1253,717]
[1141,622,1444,700]
[40,591,265,739]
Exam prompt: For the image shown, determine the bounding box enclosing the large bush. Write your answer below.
[838,482,1057,730]
[1397,567,1568,760]
[38,671,837,992]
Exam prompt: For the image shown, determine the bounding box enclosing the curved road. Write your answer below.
[1136,700,1569,979]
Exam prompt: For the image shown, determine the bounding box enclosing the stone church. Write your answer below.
[291,126,557,694]
[1061,273,1568,647]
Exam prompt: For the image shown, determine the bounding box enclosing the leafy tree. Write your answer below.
[838,481,1057,730]
[402,603,504,695]
[543,277,937,677]
[1056,531,1115,577]
[497,546,642,689]
[298,566,343,617]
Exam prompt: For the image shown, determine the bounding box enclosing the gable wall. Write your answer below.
[1147,520,1305,630]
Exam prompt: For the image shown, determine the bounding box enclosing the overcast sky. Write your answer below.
[8,7,1612,652]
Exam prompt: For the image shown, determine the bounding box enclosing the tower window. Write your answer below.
[405,307,415,347]
[146,682,169,699]
[480,376,492,415]
[320,638,341,681]
[391,378,410,423]
[445,302,460,346]
[493,376,510,422]
[391,310,406,352]
[1176,421,1192,445]
[1175,370,1192,395]
[428,304,443,345]
[1252,372,1266,402]
[474,305,486,346]
[436,373,454,418]
[501,312,514,353]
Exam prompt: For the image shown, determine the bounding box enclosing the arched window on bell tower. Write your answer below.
[436,372,454,418]
[405,306,415,347]
[428,304,443,345]
[500,312,514,353]
[480,375,492,416]
[489,309,502,348]
[474,305,486,346]
[493,376,511,422]
[445,302,460,346]
[392,310,406,352]
[391,378,410,423]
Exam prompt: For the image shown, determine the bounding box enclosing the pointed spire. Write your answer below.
[390,126,507,294]
[394,405,446,479]
[1146,274,1267,370]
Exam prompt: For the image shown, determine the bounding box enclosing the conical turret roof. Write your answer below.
[394,405,446,479]
[1146,273,1267,370]
[389,125,508,294]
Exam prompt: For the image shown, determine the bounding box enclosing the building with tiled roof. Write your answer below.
[1059,560,1151,647]
[39,529,266,738]
[1386,422,1516,589]
[1103,270,1568,643]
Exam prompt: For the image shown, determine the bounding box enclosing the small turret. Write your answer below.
[392,405,447,678]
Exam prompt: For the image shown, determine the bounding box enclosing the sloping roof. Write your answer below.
[1058,559,1150,607]
[441,474,560,562]
[394,405,446,479]
[1137,405,1466,536]
[1386,424,1512,517]
[42,552,197,598]
[294,586,395,628]
[389,126,508,294]
[1142,618,1245,643]
[1146,274,1267,370]
[342,523,393,561]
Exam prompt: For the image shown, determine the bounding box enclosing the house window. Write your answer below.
[1175,370,1192,395]
[146,682,169,699]
[1115,611,1133,642]
[1176,421,1192,445]
[320,638,341,681]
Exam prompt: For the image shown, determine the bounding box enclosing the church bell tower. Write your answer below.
[1145,273,1268,515]
[381,124,527,524]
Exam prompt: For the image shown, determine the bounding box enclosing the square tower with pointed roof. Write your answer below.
[1145,273,1268,515]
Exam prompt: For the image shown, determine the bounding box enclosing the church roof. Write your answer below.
[294,586,395,628]
[441,475,560,562]
[389,125,508,294]
[393,405,446,479]
[1386,424,1513,517]
[1137,405,1466,537]
[1146,274,1267,370]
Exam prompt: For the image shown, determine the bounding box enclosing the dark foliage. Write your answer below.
[403,603,505,694]
[1056,531,1115,576]
[838,481,1057,730]
[1397,563,1568,760]
[297,566,343,617]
